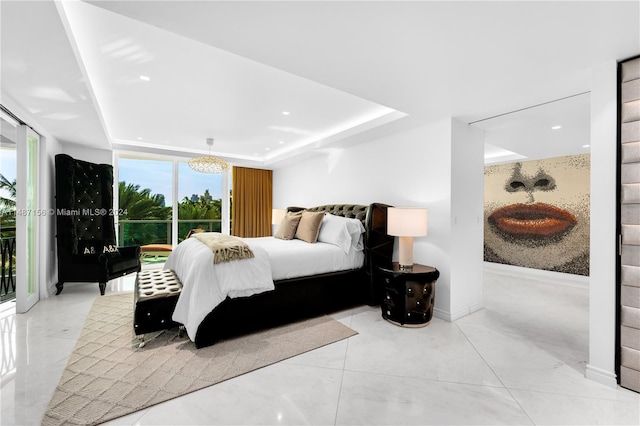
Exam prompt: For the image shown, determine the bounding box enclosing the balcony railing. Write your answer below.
[1,228,16,303]
[118,219,222,246]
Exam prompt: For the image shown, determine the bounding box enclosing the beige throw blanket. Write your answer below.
[191,232,255,264]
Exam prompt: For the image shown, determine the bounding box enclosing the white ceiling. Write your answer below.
[1,1,638,167]
[477,92,592,164]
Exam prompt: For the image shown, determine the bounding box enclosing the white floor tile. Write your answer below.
[335,370,533,425]
[510,388,640,425]
[345,309,504,386]
[1,268,638,426]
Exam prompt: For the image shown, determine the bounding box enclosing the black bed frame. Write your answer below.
[193,203,394,348]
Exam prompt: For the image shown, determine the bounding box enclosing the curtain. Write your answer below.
[231,166,272,237]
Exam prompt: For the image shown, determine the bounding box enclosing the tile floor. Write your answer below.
[1,268,639,425]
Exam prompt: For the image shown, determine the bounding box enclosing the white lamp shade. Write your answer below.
[387,207,428,237]
[272,208,286,225]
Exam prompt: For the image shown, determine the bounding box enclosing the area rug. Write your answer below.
[42,293,357,426]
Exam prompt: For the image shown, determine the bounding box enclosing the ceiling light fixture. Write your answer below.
[188,138,229,174]
[282,111,290,115]
[551,125,562,130]
[139,75,150,81]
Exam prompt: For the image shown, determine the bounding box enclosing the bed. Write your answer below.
[165,203,394,348]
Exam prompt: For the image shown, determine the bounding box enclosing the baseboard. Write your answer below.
[585,364,618,389]
[433,307,451,322]
[484,262,589,288]
[434,302,484,322]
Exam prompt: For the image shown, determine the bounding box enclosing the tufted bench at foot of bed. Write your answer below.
[134,269,183,339]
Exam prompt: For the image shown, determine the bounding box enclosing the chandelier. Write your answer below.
[188,138,229,173]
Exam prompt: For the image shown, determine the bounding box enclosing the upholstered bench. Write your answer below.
[134,269,183,342]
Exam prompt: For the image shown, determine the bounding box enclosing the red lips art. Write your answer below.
[488,203,577,237]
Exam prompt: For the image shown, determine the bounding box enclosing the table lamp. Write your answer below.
[387,207,428,270]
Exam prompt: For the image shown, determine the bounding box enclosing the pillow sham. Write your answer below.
[274,211,302,240]
[295,210,325,243]
[317,213,366,253]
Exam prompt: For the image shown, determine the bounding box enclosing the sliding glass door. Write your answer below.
[0,116,17,303]
[15,125,39,313]
[116,154,230,261]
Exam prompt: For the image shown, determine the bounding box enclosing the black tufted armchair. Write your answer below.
[54,154,140,295]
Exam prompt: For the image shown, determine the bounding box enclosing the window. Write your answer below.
[115,154,230,249]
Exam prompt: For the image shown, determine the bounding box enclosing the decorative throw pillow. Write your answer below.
[318,214,366,253]
[295,211,325,243]
[274,211,303,240]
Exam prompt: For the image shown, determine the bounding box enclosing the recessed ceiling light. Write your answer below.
[265,147,270,151]
[282,111,290,115]
[137,137,143,140]
[279,141,285,144]
[582,144,590,148]
[551,125,562,130]
[139,75,150,81]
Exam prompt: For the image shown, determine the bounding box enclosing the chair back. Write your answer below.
[55,154,117,258]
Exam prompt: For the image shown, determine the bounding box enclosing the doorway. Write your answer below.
[471,92,592,371]
[0,108,41,313]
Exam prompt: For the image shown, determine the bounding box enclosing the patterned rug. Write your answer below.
[43,293,357,425]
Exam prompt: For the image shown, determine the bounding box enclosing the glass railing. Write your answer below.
[0,227,16,303]
[117,219,222,246]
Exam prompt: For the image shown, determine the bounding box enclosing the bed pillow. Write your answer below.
[274,211,302,240]
[318,214,366,253]
[295,211,325,243]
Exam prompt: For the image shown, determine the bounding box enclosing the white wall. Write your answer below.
[449,119,485,319]
[61,142,113,165]
[274,117,485,321]
[586,60,618,388]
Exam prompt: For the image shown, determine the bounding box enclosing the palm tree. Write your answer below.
[0,173,16,230]
[118,182,172,245]
[178,195,222,236]
[0,173,16,212]
[178,197,220,220]
[118,182,171,220]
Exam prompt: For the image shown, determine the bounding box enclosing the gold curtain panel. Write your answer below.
[231,166,273,238]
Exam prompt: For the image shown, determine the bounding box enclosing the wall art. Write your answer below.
[484,153,590,276]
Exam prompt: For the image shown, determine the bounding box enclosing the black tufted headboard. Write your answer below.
[287,204,369,223]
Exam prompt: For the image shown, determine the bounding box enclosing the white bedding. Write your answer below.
[240,236,365,280]
[165,236,364,341]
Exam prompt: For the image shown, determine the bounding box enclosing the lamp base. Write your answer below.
[398,236,414,270]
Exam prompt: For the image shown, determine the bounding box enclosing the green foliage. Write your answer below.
[118,182,171,220]
[178,191,221,220]
[0,173,16,230]
[118,181,222,246]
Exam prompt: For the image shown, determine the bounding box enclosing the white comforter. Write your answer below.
[165,236,365,341]
[165,238,274,340]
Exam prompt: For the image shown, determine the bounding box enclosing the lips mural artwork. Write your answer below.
[484,154,590,276]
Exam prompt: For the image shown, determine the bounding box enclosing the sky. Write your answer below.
[118,158,225,206]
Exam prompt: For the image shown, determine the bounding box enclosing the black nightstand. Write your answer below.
[378,262,440,327]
